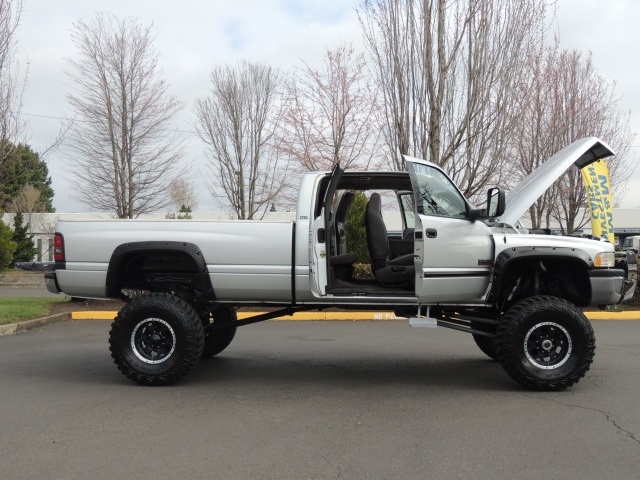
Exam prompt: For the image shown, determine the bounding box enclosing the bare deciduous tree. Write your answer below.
[8,182,40,211]
[195,61,287,220]
[168,178,198,213]
[66,13,184,218]
[279,43,381,172]
[0,0,27,164]
[7,183,42,234]
[514,47,635,233]
[358,0,548,197]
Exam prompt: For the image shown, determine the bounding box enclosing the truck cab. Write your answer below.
[306,141,633,312]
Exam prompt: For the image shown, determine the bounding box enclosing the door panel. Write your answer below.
[405,159,493,303]
[310,215,328,296]
[416,214,493,303]
[310,164,343,296]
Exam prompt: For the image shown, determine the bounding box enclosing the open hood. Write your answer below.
[499,137,615,226]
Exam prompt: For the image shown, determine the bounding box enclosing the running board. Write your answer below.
[409,306,437,327]
[409,317,437,327]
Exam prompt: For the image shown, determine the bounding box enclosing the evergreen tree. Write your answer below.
[0,213,17,270]
[177,205,192,220]
[11,212,37,263]
[166,205,193,220]
[0,142,55,212]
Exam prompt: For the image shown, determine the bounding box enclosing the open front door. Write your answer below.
[405,157,494,304]
[310,163,343,296]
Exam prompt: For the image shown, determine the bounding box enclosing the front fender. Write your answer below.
[489,246,593,306]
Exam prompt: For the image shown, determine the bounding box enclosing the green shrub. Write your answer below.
[345,191,371,265]
[352,262,374,280]
[0,212,17,271]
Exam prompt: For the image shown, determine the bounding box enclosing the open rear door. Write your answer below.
[310,163,343,296]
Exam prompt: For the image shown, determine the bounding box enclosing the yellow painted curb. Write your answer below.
[71,310,640,321]
[73,311,118,320]
[249,311,406,321]
[71,311,406,321]
[584,311,640,321]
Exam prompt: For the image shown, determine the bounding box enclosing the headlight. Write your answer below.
[594,252,616,268]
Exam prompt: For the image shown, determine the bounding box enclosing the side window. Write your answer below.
[400,194,415,229]
[408,163,468,218]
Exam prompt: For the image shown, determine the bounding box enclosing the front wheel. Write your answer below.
[496,296,595,391]
[471,321,497,360]
[109,293,204,385]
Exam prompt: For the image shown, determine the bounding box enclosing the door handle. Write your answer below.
[425,228,437,239]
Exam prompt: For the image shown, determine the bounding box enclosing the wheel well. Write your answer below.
[494,257,591,310]
[106,241,214,301]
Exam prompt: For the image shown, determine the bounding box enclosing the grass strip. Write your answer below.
[0,297,68,326]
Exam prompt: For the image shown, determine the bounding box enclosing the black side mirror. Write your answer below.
[487,187,505,218]
[469,187,506,220]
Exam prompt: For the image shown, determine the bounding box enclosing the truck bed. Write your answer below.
[54,219,294,300]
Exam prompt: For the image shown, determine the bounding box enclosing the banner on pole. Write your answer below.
[581,160,614,243]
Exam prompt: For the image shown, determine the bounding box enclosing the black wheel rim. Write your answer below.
[523,321,573,370]
[130,318,177,364]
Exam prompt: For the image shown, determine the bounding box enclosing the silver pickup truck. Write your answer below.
[45,137,636,390]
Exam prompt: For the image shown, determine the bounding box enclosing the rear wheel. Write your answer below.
[109,293,204,385]
[200,306,237,359]
[496,295,595,391]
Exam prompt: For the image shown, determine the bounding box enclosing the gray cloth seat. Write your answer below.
[365,193,414,288]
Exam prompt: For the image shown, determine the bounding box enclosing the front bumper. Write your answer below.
[589,268,636,305]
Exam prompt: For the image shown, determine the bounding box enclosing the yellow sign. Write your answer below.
[581,160,614,243]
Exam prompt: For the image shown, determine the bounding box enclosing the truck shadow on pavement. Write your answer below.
[187,353,515,392]
[0,322,522,392]
[7,347,515,392]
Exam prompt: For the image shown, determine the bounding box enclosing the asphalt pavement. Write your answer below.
[0,319,638,480]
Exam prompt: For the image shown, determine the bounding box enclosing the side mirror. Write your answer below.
[487,187,505,217]
[469,187,506,220]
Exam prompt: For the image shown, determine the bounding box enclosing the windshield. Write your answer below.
[408,163,468,218]
[623,238,633,248]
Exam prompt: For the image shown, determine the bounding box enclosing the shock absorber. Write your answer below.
[532,261,547,295]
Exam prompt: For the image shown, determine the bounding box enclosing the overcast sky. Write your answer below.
[14,0,640,212]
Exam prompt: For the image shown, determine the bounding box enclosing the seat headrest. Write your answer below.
[368,192,382,213]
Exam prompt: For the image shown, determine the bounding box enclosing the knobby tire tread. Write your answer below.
[109,293,204,386]
[202,309,237,359]
[496,295,595,391]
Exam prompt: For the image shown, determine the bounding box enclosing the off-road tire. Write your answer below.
[201,307,237,359]
[109,293,204,385]
[496,295,595,391]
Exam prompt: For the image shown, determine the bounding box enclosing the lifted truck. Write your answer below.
[45,137,636,390]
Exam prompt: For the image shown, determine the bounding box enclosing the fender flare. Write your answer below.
[489,246,593,304]
[105,241,215,299]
